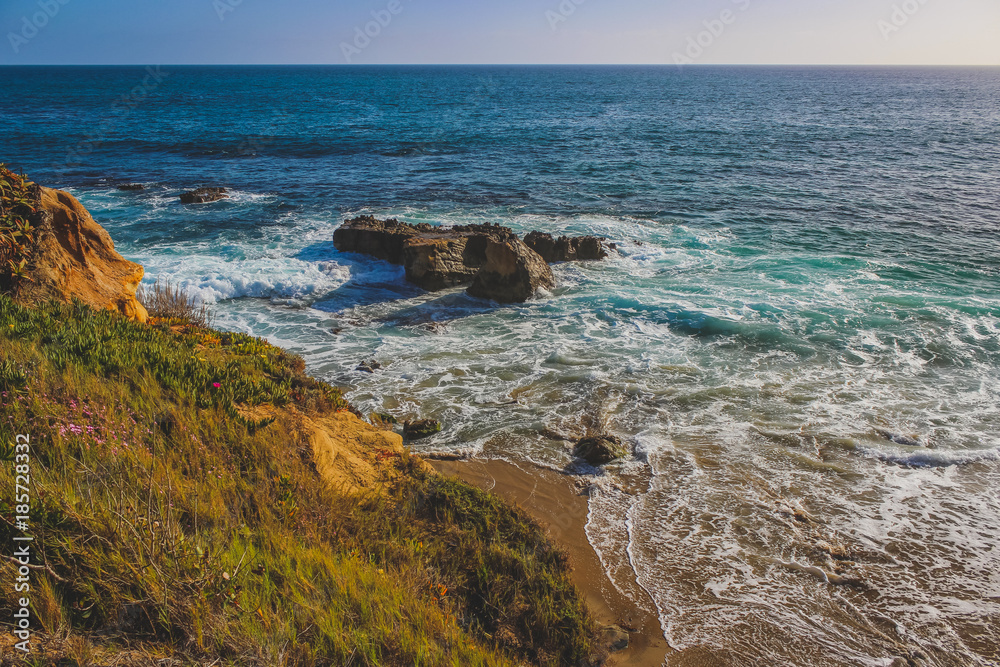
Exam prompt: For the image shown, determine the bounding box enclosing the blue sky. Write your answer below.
[2,0,998,65]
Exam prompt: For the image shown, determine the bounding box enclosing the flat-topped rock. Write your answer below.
[335,217,529,294]
[333,216,433,264]
[179,187,228,204]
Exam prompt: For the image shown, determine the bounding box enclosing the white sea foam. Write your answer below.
[137,245,353,305]
[857,444,1000,467]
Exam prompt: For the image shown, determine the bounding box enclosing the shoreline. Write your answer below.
[429,457,670,667]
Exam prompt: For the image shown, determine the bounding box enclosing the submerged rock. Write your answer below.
[875,428,922,447]
[574,434,628,466]
[523,231,609,263]
[117,183,145,191]
[15,186,148,323]
[179,187,228,204]
[404,419,442,441]
[601,625,630,653]
[356,360,382,373]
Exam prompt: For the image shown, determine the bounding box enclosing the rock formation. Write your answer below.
[574,434,628,466]
[300,408,432,494]
[333,216,429,264]
[468,235,555,303]
[179,187,228,204]
[333,216,604,303]
[403,235,484,290]
[404,419,443,441]
[523,231,609,263]
[16,187,148,322]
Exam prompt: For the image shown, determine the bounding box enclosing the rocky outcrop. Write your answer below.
[334,217,594,303]
[524,231,609,263]
[574,434,628,466]
[334,217,510,271]
[403,419,442,441]
[403,236,483,290]
[298,408,433,494]
[17,187,148,322]
[402,226,511,291]
[179,187,228,204]
[117,183,145,192]
[333,216,429,264]
[355,359,382,373]
[468,236,555,303]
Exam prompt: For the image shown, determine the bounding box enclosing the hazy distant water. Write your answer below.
[3,65,1000,666]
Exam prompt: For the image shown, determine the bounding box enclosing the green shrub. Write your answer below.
[0,163,38,289]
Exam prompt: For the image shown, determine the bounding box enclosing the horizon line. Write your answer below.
[3,63,1000,68]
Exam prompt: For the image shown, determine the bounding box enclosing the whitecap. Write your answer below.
[143,255,351,305]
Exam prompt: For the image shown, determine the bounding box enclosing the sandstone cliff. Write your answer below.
[16,186,148,322]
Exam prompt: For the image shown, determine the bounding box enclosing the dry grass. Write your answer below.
[137,280,213,328]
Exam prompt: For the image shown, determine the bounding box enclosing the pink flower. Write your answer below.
[212,382,221,388]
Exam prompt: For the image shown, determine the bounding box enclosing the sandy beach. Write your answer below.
[430,457,673,666]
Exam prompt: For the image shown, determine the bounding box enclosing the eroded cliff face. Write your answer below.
[16,186,147,322]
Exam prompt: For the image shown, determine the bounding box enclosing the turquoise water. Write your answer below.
[3,65,999,665]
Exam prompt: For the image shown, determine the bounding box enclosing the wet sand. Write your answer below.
[429,457,670,667]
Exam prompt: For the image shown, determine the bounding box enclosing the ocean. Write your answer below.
[2,65,999,666]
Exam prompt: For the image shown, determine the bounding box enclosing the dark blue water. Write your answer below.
[3,66,1000,666]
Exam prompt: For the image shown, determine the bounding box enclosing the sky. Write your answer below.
[1,0,999,66]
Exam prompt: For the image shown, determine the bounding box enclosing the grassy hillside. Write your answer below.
[0,295,595,666]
